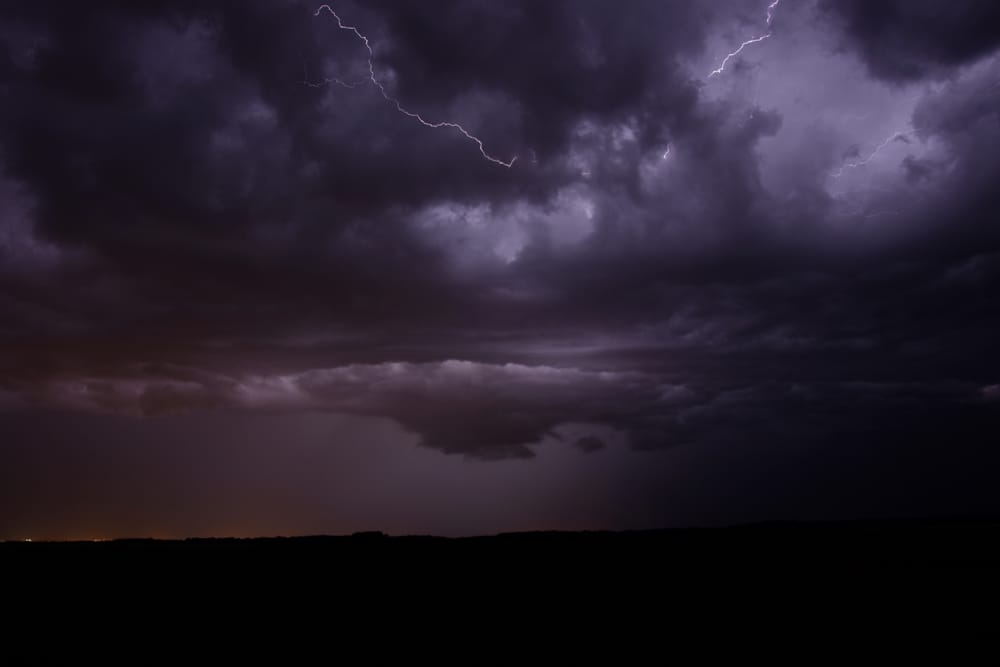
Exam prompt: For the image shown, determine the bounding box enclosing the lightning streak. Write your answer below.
[708,0,781,78]
[709,34,771,78]
[765,0,780,25]
[832,131,910,178]
[314,5,516,168]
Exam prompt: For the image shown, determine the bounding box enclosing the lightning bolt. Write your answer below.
[314,4,517,168]
[765,0,780,25]
[832,131,910,178]
[708,34,771,79]
[708,0,780,78]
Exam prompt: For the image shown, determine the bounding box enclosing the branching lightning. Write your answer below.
[303,74,367,90]
[832,131,910,178]
[314,4,517,168]
[301,55,366,89]
[709,34,771,78]
[708,0,780,78]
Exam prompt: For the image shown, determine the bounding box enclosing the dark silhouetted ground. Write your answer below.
[4,518,1000,567]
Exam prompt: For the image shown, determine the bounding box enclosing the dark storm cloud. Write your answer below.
[0,0,712,336]
[0,0,707,338]
[0,0,999,469]
[822,0,1000,81]
[0,0,704,231]
[358,0,707,158]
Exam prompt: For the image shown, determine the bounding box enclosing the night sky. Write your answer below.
[1,0,999,540]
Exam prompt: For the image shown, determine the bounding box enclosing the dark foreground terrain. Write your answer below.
[4,518,1000,567]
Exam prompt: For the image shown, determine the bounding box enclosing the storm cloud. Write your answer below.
[1,0,999,537]
[822,0,1000,81]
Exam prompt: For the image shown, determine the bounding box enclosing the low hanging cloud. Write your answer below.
[21,361,664,458]
[8,358,994,462]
